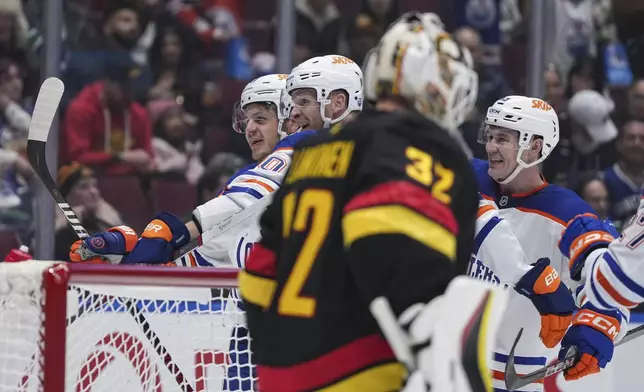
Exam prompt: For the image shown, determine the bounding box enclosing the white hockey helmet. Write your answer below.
[232,73,288,134]
[363,12,478,131]
[479,95,560,184]
[285,54,364,128]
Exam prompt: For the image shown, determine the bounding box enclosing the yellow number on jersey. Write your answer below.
[405,146,454,204]
[279,189,333,318]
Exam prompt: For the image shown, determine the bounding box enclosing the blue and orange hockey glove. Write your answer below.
[69,225,139,263]
[558,213,618,281]
[122,212,190,264]
[558,303,621,380]
[515,257,576,348]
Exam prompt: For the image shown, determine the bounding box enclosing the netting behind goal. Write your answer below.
[0,261,254,392]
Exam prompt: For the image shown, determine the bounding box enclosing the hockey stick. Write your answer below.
[370,297,417,372]
[172,192,273,262]
[504,323,644,391]
[28,78,195,392]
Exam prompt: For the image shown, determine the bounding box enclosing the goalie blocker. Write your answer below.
[239,108,493,391]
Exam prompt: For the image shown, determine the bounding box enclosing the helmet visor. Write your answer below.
[478,123,521,150]
[232,101,246,133]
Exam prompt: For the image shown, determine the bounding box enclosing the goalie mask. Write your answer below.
[477,95,560,184]
[232,74,288,136]
[363,12,478,131]
[285,54,364,129]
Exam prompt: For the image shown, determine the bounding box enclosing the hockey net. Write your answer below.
[0,261,255,392]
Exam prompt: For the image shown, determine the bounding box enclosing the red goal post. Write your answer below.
[0,261,253,392]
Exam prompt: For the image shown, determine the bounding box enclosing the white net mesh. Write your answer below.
[0,262,255,392]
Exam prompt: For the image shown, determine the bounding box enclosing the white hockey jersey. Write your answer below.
[471,159,629,392]
[581,188,644,311]
[177,131,316,269]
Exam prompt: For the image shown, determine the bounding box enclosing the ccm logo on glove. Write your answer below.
[569,231,615,264]
[574,309,620,340]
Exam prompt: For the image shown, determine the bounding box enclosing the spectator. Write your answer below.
[147,25,200,103]
[627,78,644,122]
[54,162,122,261]
[0,59,30,150]
[168,0,242,46]
[574,172,610,220]
[61,56,153,175]
[543,64,567,112]
[149,99,205,185]
[565,55,605,99]
[613,0,644,79]
[63,1,152,104]
[0,0,36,94]
[197,152,246,205]
[454,27,512,114]
[602,120,644,228]
[294,0,340,57]
[323,13,382,65]
[543,56,613,186]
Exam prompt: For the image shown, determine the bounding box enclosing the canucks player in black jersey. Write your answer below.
[240,12,510,392]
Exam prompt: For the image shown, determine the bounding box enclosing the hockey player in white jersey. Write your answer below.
[552,188,644,380]
[472,95,630,385]
[559,188,644,311]
[472,193,576,390]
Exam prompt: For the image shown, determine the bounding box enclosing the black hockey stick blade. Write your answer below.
[26,77,89,239]
[505,323,644,391]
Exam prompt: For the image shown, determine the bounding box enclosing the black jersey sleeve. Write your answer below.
[342,117,478,317]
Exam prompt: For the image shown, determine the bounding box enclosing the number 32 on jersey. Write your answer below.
[405,146,454,204]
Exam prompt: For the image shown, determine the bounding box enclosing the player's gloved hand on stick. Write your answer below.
[122,212,190,264]
[558,213,618,280]
[558,303,621,380]
[514,257,575,348]
[69,225,139,264]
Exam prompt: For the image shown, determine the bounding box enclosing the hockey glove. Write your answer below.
[558,214,618,281]
[122,212,190,264]
[558,303,621,380]
[515,257,575,348]
[69,225,139,263]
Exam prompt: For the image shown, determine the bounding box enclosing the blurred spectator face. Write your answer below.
[161,106,189,143]
[544,68,565,109]
[308,0,331,13]
[161,31,182,66]
[103,81,132,111]
[580,179,609,219]
[617,121,644,166]
[454,27,483,69]
[290,88,323,130]
[569,66,594,95]
[244,103,280,161]
[628,80,644,121]
[0,12,14,43]
[0,62,22,102]
[104,9,140,48]
[367,0,393,16]
[68,176,101,215]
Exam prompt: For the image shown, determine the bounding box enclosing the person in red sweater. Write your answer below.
[61,56,153,175]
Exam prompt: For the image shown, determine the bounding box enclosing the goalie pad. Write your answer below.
[405,276,509,392]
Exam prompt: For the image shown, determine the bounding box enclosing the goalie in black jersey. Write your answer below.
[239,12,510,392]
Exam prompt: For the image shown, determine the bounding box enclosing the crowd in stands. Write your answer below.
[0,0,642,262]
